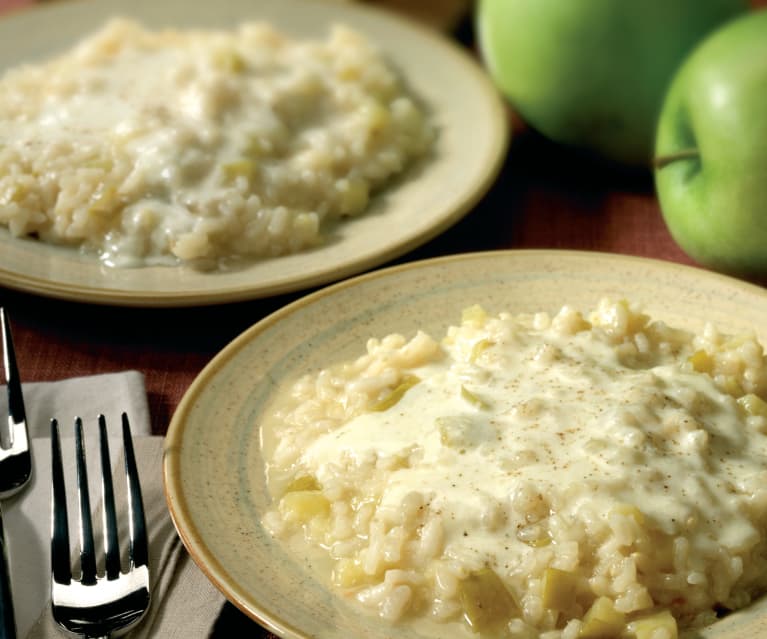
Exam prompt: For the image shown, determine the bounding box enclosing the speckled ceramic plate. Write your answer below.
[164,250,767,638]
[0,0,507,307]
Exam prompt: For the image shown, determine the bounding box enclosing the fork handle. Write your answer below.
[0,509,17,639]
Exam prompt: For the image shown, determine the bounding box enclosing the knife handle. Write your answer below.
[0,511,17,639]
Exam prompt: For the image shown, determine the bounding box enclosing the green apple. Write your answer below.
[655,9,767,275]
[476,0,747,166]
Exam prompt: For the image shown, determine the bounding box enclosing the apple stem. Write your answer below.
[653,148,700,169]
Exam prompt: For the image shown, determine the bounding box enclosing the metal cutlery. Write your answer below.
[50,414,150,638]
[0,308,32,639]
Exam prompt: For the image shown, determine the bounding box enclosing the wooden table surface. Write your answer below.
[1,1,765,636]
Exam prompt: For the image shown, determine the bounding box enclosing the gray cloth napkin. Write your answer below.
[0,372,225,638]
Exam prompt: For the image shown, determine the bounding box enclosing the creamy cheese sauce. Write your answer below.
[262,300,767,636]
[299,312,766,565]
[0,19,432,266]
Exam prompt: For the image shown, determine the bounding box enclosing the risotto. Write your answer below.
[0,18,432,267]
[262,298,767,638]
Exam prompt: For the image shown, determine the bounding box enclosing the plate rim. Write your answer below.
[163,248,767,636]
[0,0,510,307]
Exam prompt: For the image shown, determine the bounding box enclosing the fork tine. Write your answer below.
[122,413,148,569]
[75,417,98,585]
[1,307,27,442]
[50,419,72,585]
[99,415,121,581]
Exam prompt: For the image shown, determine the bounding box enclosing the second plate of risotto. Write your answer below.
[164,250,767,639]
[0,0,507,306]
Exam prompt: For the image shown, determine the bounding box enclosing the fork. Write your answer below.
[0,308,31,497]
[50,414,150,638]
[0,307,32,638]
